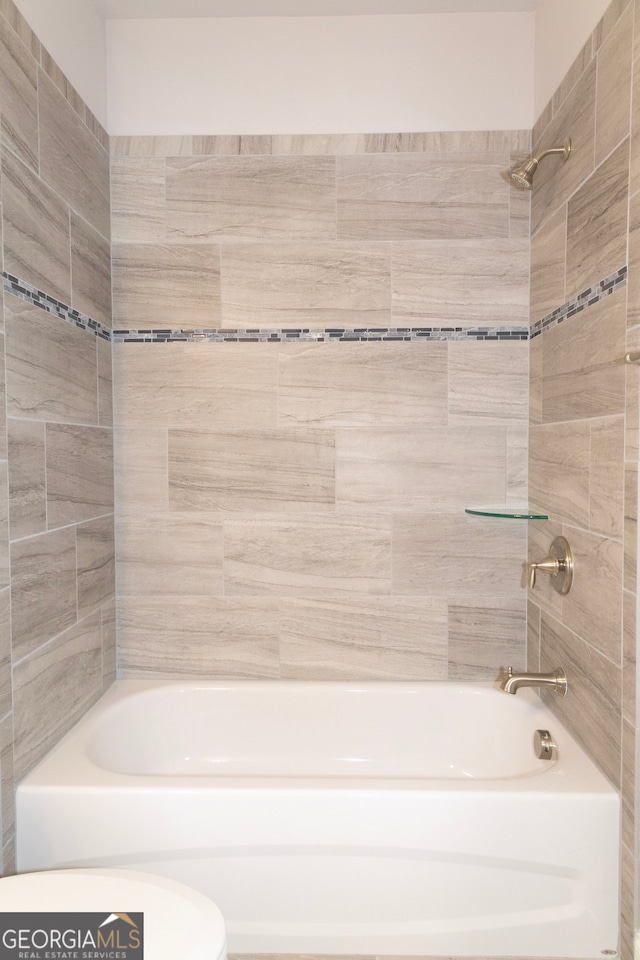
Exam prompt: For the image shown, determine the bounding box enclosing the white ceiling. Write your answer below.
[95,0,537,19]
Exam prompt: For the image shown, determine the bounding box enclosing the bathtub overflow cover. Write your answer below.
[533,729,557,761]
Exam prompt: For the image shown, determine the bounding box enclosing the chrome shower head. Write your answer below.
[502,140,571,191]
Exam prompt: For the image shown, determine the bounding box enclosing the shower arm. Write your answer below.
[532,145,570,164]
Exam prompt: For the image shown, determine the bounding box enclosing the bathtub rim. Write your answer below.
[17,678,619,797]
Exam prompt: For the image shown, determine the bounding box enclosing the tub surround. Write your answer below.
[0,0,634,954]
[526,2,638,958]
[112,128,531,686]
[0,0,113,879]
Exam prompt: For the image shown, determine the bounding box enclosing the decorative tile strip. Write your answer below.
[4,265,626,346]
[111,326,530,343]
[530,266,627,340]
[3,274,112,341]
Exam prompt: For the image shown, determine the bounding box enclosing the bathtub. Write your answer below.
[16,680,619,958]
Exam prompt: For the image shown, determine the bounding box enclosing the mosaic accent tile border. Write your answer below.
[530,267,627,339]
[3,266,627,347]
[111,326,530,344]
[3,275,112,341]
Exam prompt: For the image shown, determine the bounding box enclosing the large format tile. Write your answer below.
[0,16,37,170]
[5,295,98,423]
[0,331,6,461]
[335,425,507,512]
[530,205,566,323]
[0,463,10,592]
[169,428,335,512]
[595,3,633,165]
[110,158,166,242]
[540,611,621,788]
[566,138,629,297]
[561,526,623,666]
[116,513,223,596]
[506,423,528,506]
[590,416,625,538]
[224,515,391,596]
[336,153,508,240]
[167,156,336,241]
[628,190,640,330]
[541,288,626,422]
[625,463,638,594]
[7,418,45,540]
[112,243,221,328]
[448,341,528,422]
[70,212,112,327]
[623,588,636,725]
[529,332,543,425]
[118,596,280,678]
[0,589,9,721]
[12,612,103,780]
[114,426,168,515]
[631,56,640,196]
[102,599,116,689]
[279,597,448,680]
[391,239,529,326]
[529,422,590,526]
[448,597,526,679]
[76,516,115,619]
[527,598,542,672]
[113,342,278,429]
[10,527,77,661]
[531,60,596,236]
[97,337,113,427]
[2,150,70,302]
[46,424,114,527]
[392,512,525,597]
[38,72,110,239]
[0,712,14,851]
[220,242,391,327]
[277,341,448,427]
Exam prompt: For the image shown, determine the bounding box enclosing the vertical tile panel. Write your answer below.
[10,527,77,661]
[70,212,112,328]
[12,612,103,780]
[2,149,71,303]
[595,4,633,165]
[0,17,38,171]
[38,71,110,239]
[7,418,46,540]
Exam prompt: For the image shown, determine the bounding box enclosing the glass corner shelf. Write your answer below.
[465,505,549,520]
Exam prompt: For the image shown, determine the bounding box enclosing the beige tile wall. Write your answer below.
[111,132,530,331]
[529,1,637,956]
[114,337,528,682]
[0,0,113,877]
[112,130,531,685]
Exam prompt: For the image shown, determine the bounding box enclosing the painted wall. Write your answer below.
[12,0,108,126]
[0,0,114,876]
[106,13,535,135]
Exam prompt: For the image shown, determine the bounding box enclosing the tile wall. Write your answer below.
[527,0,639,956]
[0,0,113,876]
[111,131,531,683]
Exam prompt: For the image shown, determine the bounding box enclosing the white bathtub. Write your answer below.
[16,680,619,958]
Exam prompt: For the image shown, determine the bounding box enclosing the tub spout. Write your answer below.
[500,666,568,696]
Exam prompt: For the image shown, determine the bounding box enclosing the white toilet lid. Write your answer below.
[0,868,226,960]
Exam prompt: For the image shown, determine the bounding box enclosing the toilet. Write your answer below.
[0,868,227,960]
